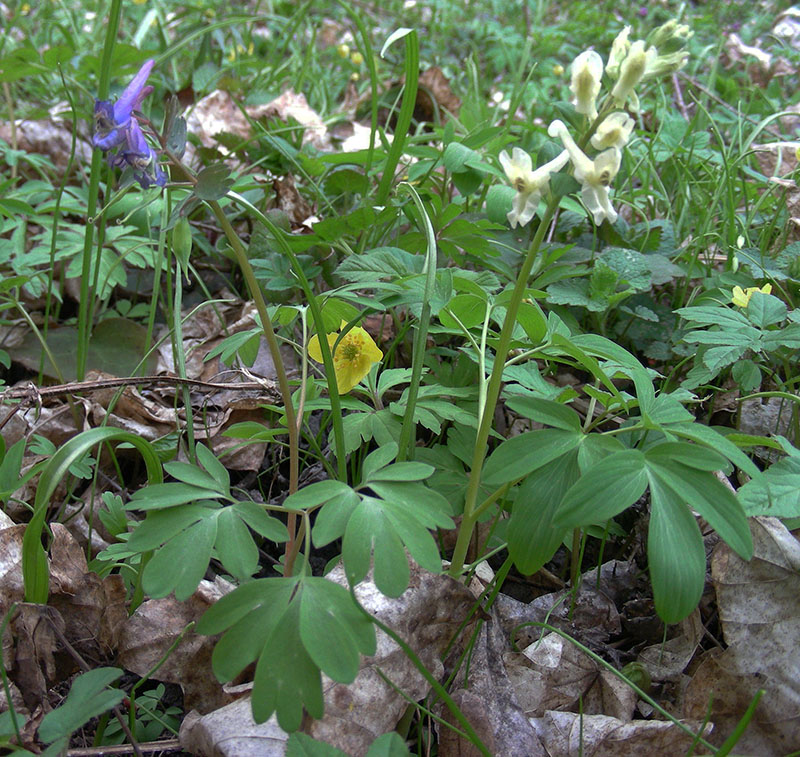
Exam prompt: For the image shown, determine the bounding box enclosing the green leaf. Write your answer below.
[286,733,349,757]
[646,460,752,560]
[504,397,582,432]
[200,576,375,730]
[668,423,760,478]
[439,293,486,330]
[284,480,354,510]
[38,668,124,744]
[746,291,787,328]
[163,458,229,496]
[644,442,729,471]
[143,516,217,599]
[128,482,220,510]
[366,732,412,756]
[194,163,234,201]
[24,429,162,603]
[555,449,648,529]
[647,475,705,623]
[215,507,260,581]
[366,461,433,483]
[738,455,800,517]
[702,344,748,373]
[299,579,376,682]
[482,428,582,487]
[486,185,515,224]
[508,452,580,574]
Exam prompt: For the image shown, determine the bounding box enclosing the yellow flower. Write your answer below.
[308,322,383,394]
[731,284,772,308]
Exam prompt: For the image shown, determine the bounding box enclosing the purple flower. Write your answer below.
[108,118,166,188]
[92,58,165,189]
[93,59,155,151]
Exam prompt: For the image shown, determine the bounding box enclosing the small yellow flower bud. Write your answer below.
[553,64,564,76]
[350,51,364,66]
[350,72,360,81]
[337,43,350,58]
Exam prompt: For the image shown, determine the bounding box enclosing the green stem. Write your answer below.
[78,0,122,381]
[448,200,558,577]
[207,203,300,571]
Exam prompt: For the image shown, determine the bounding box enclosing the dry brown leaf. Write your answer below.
[249,90,330,151]
[441,611,546,757]
[507,632,599,717]
[684,517,800,753]
[637,609,703,683]
[417,67,461,121]
[583,670,638,721]
[118,578,236,713]
[530,710,712,757]
[180,564,481,756]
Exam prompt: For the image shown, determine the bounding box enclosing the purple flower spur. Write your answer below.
[93,59,165,188]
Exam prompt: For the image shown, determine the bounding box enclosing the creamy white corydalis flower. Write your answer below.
[570,50,604,121]
[606,26,631,79]
[548,120,621,225]
[499,146,570,227]
[611,40,657,106]
[591,112,635,150]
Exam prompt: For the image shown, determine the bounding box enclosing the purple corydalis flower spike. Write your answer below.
[93,58,155,151]
[109,118,166,188]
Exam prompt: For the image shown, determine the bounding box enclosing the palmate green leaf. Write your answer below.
[163,454,230,496]
[341,483,450,596]
[143,516,217,599]
[482,428,582,488]
[366,462,433,483]
[555,450,648,529]
[284,480,354,510]
[508,452,581,575]
[199,576,375,731]
[646,475,705,623]
[194,163,235,201]
[668,422,760,478]
[215,507,260,582]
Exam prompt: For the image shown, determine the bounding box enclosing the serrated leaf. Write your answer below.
[702,344,747,373]
[194,163,234,201]
[647,474,705,623]
[746,291,787,327]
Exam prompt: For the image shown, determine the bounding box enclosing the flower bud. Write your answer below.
[611,40,655,105]
[607,26,631,79]
[570,50,603,120]
[337,43,350,58]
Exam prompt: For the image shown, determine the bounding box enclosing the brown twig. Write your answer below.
[0,374,281,403]
[66,740,184,756]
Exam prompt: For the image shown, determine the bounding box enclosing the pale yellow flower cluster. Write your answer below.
[499,20,690,228]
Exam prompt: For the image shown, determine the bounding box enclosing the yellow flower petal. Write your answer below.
[731,285,749,307]
[307,324,383,394]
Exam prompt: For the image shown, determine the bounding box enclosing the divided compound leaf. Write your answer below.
[198,576,375,731]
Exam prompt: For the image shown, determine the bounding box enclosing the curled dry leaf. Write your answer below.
[530,710,712,757]
[507,632,599,718]
[684,516,800,753]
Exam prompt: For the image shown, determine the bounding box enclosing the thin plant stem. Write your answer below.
[448,200,558,577]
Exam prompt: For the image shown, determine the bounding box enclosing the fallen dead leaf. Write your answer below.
[530,710,712,757]
[684,516,800,753]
